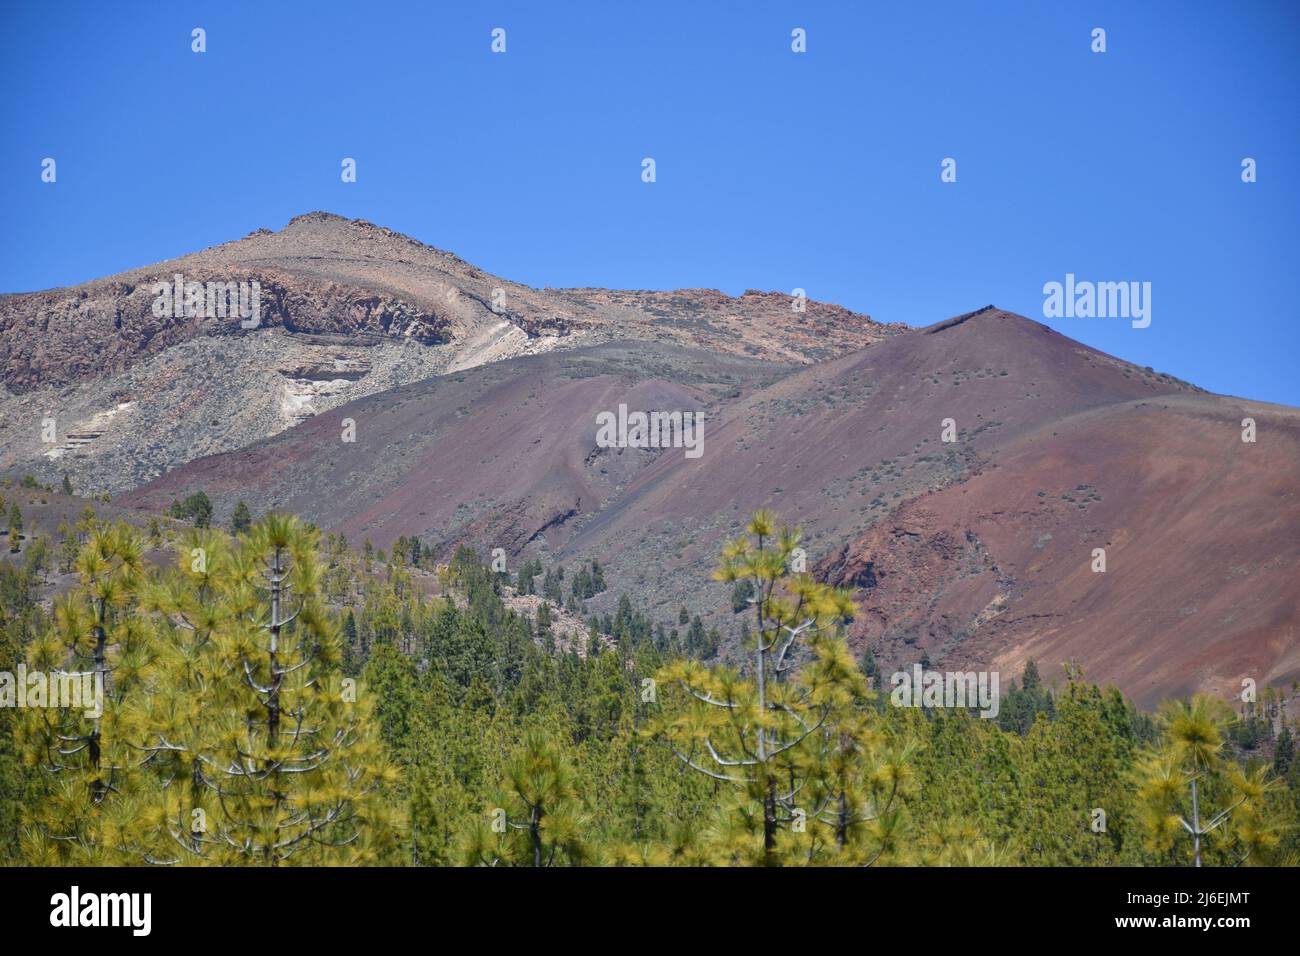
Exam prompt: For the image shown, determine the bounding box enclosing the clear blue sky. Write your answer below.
[3,1,1297,405]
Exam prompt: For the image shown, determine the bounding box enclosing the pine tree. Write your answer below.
[536,602,555,655]
[55,521,77,573]
[730,577,755,613]
[1136,694,1282,866]
[0,584,34,863]
[185,514,400,864]
[1274,726,1295,777]
[168,491,213,528]
[1020,680,1129,864]
[141,517,400,864]
[462,728,587,866]
[687,615,705,656]
[651,510,883,865]
[230,500,252,535]
[19,521,150,864]
[341,608,360,673]
[7,504,22,553]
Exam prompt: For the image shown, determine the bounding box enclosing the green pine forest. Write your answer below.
[1,493,1297,867]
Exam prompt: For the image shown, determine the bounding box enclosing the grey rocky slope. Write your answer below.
[0,212,900,493]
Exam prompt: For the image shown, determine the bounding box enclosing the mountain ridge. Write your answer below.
[113,303,1299,705]
[2,213,1295,707]
[0,212,898,492]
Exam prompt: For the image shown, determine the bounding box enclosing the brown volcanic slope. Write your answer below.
[818,392,1300,708]
[121,306,1300,703]
[0,212,897,493]
[123,342,792,558]
[555,308,1206,593]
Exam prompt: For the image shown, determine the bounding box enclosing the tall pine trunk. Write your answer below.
[90,596,107,803]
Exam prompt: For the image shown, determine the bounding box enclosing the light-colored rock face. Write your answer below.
[0,333,440,491]
[42,402,135,459]
[0,212,899,494]
[278,354,374,427]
